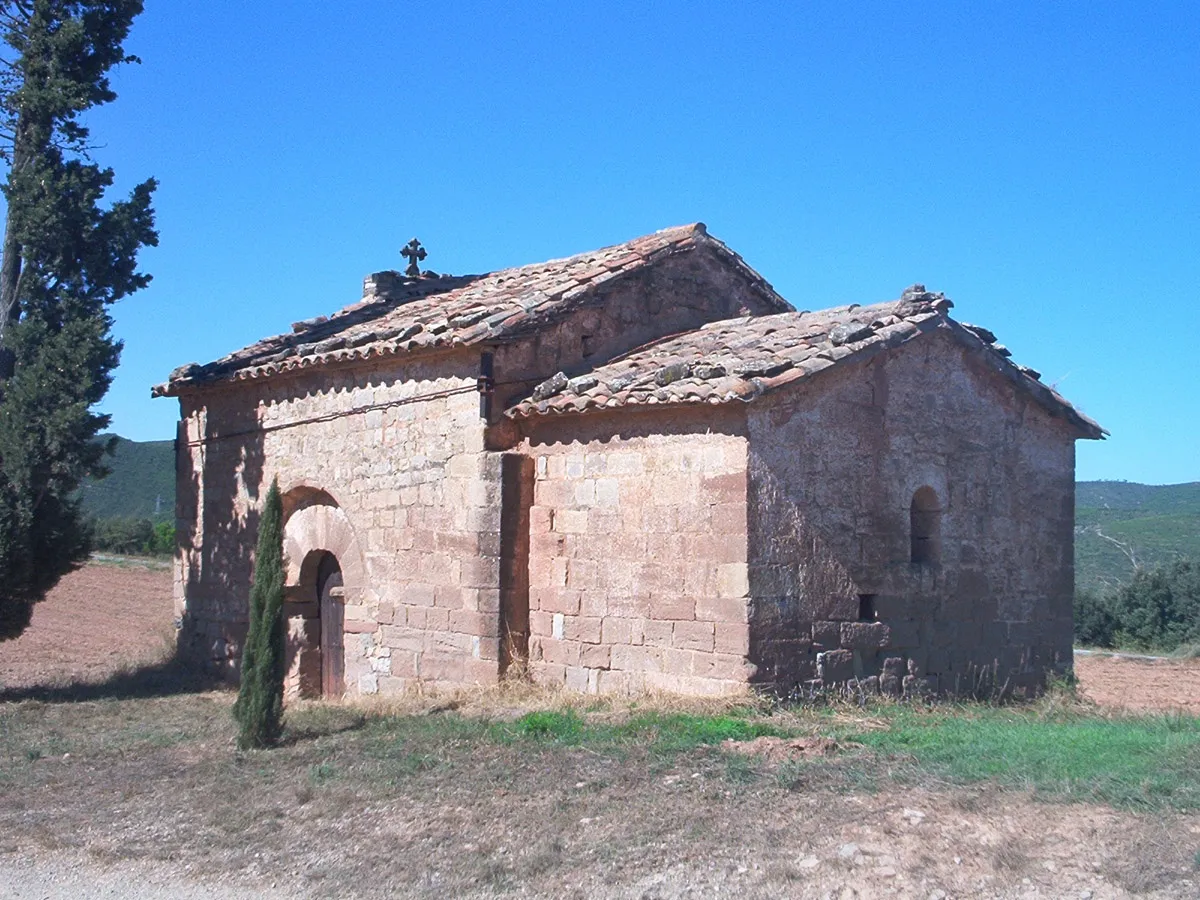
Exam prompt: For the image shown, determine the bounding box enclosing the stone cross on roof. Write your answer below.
[401,238,427,277]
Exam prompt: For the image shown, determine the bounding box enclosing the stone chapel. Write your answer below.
[154,224,1104,699]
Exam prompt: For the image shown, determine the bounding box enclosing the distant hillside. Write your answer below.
[1075,481,1200,592]
[79,435,174,523]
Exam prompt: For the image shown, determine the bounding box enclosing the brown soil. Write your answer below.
[0,566,1198,898]
[1075,652,1200,715]
[0,560,174,693]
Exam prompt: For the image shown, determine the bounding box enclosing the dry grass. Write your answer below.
[2,684,1198,899]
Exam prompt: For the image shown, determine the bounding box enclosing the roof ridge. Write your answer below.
[153,223,780,397]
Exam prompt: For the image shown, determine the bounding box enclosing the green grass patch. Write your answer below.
[832,705,1200,810]
[501,709,792,752]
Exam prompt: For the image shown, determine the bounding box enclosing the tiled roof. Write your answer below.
[152,224,789,397]
[507,287,1106,440]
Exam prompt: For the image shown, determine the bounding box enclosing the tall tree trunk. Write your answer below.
[0,116,30,381]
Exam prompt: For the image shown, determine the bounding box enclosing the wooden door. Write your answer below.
[317,556,344,698]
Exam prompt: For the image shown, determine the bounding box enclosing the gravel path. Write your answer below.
[0,853,289,900]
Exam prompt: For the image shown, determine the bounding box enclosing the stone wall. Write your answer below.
[490,252,785,416]
[746,329,1078,696]
[517,408,754,695]
[173,348,504,694]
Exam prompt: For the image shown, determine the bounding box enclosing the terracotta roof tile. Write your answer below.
[508,286,1106,440]
[153,223,789,397]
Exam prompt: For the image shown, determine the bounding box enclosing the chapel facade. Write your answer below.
[154,224,1104,699]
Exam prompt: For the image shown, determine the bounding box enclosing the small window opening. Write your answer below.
[858,594,877,621]
[910,486,942,564]
[581,334,594,358]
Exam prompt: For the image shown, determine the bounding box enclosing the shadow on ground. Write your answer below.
[0,655,226,704]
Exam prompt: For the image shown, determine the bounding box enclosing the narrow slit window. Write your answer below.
[858,594,877,621]
[910,486,942,564]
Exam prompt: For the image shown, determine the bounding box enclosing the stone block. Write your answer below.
[450,609,499,638]
[693,652,752,682]
[579,591,608,618]
[595,478,620,507]
[716,563,749,598]
[554,509,588,534]
[529,505,554,533]
[565,666,589,693]
[539,638,580,667]
[817,649,854,683]
[565,615,602,643]
[651,593,696,621]
[404,582,437,607]
[673,620,715,652]
[432,631,474,654]
[418,652,465,683]
[533,588,581,615]
[611,644,661,674]
[662,649,695,676]
[641,620,673,648]
[811,621,840,649]
[600,616,634,645]
[882,656,906,677]
[695,593,749,624]
[580,643,611,669]
[840,621,890,649]
[529,610,553,638]
[380,625,427,653]
[596,669,633,695]
[460,556,499,589]
[714,622,750,655]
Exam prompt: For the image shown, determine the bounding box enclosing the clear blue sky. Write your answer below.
[82,1,1197,484]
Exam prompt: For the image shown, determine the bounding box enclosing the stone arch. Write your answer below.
[281,495,366,597]
[278,486,368,700]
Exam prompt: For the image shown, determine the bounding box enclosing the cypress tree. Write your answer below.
[0,1,157,639]
[234,478,286,750]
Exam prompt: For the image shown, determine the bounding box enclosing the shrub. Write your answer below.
[1110,560,1200,651]
[1074,588,1117,648]
[233,479,286,750]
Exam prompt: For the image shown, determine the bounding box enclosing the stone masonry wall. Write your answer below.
[490,251,785,416]
[746,329,1078,696]
[174,348,504,694]
[517,408,754,696]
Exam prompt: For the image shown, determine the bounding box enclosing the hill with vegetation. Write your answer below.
[1075,481,1200,592]
[78,435,174,524]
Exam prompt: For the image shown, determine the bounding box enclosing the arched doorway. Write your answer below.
[280,488,366,703]
[315,552,345,698]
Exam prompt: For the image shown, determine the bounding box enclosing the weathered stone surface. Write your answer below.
[532,371,569,401]
[829,322,873,346]
[817,649,854,683]
[840,621,889,649]
[654,361,692,386]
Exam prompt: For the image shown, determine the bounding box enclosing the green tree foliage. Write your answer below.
[233,480,286,750]
[1075,559,1200,652]
[0,1,156,639]
[89,516,173,556]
